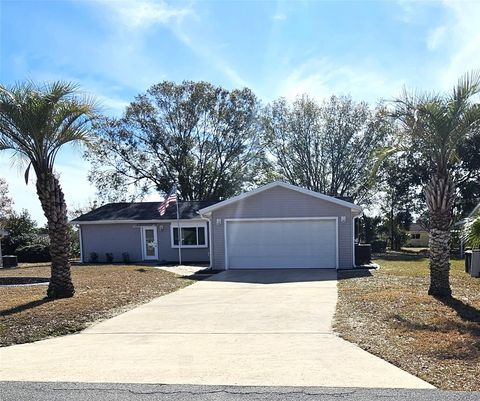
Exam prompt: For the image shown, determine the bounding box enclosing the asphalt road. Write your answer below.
[1,382,479,401]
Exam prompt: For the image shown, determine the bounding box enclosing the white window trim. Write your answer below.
[170,222,208,249]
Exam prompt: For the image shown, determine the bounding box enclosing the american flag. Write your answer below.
[158,186,177,216]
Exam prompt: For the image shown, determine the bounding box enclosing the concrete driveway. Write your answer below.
[0,269,434,388]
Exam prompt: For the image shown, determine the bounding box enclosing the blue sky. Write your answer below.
[1,0,479,224]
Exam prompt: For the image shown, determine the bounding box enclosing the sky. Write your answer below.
[1,0,479,224]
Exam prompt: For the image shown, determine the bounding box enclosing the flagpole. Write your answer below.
[175,187,182,265]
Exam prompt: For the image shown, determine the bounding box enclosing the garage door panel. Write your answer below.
[226,219,336,269]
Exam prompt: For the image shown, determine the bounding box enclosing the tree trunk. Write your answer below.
[36,170,74,298]
[425,173,454,297]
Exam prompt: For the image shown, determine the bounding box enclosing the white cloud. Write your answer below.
[92,1,248,90]
[273,13,287,21]
[173,30,250,89]
[395,0,422,23]
[426,25,447,51]
[276,58,406,104]
[96,0,193,30]
[437,0,480,89]
[96,94,130,116]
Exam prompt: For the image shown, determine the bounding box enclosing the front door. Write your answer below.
[142,226,158,260]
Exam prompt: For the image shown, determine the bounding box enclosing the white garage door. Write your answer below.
[225,219,337,269]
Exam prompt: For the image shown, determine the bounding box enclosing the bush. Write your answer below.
[371,240,387,253]
[122,252,130,264]
[16,243,51,263]
[1,210,38,255]
[106,253,114,263]
[89,252,98,263]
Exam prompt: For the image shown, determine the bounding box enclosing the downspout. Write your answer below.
[199,212,213,269]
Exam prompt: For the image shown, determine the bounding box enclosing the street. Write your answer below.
[1,382,479,401]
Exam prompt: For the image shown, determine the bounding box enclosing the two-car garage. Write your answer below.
[199,181,362,270]
[225,218,338,269]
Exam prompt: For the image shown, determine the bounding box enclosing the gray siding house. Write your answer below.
[72,201,215,264]
[72,182,363,269]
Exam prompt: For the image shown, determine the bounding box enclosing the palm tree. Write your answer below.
[0,81,96,298]
[463,216,480,250]
[388,71,480,296]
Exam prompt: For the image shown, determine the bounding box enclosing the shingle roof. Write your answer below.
[71,201,219,223]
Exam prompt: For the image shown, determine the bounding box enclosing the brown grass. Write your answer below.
[334,258,480,391]
[0,263,194,347]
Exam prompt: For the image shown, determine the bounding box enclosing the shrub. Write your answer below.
[122,252,130,264]
[105,253,114,263]
[16,243,51,262]
[89,252,98,263]
[371,240,387,253]
[68,225,80,259]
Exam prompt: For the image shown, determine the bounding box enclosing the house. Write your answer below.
[71,181,363,269]
[405,223,429,247]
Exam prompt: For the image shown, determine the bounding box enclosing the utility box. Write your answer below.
[471,250,480,278]
[355,244,372,266]
[465,250,472,274]
[2,255,18,268]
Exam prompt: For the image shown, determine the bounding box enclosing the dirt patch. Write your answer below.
[0,263,194,346]
[335,258,480,391]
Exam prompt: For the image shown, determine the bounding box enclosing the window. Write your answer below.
[172,224,207,248]
[411,233,421,239]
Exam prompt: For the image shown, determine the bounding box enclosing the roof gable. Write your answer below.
[198,181,362,215]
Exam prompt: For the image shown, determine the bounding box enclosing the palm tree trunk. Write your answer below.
[425,173,454,297]
[36,170,74,298]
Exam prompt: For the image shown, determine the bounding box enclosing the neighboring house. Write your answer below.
[405,223,429,247]
[0,229,8,268]
[71,181,363,270]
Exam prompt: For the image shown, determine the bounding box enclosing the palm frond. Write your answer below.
[0,80,97,176]
[370,146,403,179]
[390,70,480,176]
[454,70,480,100]
[463,216,480,249]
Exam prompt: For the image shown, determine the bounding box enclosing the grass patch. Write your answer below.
[0,263,194,346]
[335,258,480,391]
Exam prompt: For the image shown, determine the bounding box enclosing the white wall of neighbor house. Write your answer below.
[208,185,356,270]
[79,222,210,263]
[406,231,429,247]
